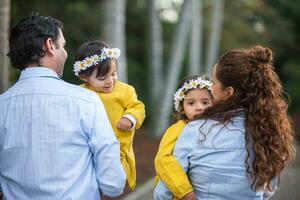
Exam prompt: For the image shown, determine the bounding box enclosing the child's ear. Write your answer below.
[79,74,88,82]
[225,86,235,98]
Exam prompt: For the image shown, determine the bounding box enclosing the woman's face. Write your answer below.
[211,64,233,102]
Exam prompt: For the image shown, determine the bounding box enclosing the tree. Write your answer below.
[188,0,202,75]
[100,0,128,82]
[147,0,164,128]
[0,0,11,93]
[154,0,193,137]
[205,0,224,74]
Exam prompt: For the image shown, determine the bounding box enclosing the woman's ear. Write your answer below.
[225,86,235,98]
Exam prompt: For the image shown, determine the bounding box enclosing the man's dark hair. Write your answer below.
[7,12,63,70]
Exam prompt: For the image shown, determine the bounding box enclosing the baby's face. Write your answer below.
[182,89,213,120]
[85,60,117,93]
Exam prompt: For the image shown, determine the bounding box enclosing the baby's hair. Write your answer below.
[74,40,116,78]
[172,75,213,122]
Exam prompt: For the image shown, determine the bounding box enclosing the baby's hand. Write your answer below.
[116,117,133,131]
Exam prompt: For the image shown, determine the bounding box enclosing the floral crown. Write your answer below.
[73,47,121,76]
[174,77,213,112]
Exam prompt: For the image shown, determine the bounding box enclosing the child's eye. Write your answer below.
[97,77,105,81]
[202,101,211,106]
[187,102,194,106]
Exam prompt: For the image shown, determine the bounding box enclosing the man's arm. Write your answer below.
[88,94,126,197]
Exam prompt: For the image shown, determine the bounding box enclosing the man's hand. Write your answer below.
[182,191,197,200]
[116,117,133,131]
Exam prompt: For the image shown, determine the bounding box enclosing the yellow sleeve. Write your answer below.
[154,120,193,199]
[122,85,145,129]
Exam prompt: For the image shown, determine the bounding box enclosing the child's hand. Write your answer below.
[116,117,133,131]
[182,191,198,200]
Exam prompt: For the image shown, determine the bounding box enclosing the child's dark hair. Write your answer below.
[75,40,116,78]
[172,75,213,122]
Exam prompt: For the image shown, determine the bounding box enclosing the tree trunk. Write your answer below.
[147,0,164,131]
[101,0,127,82]
[154,0,193,137]
[0,0,10,93]
[205,0,224,74]
[188,0,202,75]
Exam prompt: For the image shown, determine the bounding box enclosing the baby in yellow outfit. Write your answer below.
[154,75,213,199]
[73,40,145,190]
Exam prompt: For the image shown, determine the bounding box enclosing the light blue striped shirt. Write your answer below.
[0,67,126,200]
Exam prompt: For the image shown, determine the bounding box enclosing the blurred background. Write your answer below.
[1,0,299,199]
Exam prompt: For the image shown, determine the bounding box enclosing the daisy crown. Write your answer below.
[174,77,213,112]
[73,47,121,76]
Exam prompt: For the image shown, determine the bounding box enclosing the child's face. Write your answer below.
[85,60,117,93]
[182,89,212,120]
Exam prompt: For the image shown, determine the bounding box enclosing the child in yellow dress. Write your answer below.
[154,75,213,199]
[73,40,145,190]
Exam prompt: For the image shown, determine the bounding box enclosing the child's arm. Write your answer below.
[154,121,194,199]
[122,85,145,129]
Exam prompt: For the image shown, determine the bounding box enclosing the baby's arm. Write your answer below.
[122,85,145,129]
[154,121,194,199]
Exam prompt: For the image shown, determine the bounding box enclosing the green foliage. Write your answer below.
[9,0,300,114]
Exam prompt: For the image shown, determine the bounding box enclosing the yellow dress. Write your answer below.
[154,120,193,199]
[81,81,145,190]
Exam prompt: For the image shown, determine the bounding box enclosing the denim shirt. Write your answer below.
[154,114,277,200]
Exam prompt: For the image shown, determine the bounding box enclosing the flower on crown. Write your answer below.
[73,47,121,76]
[174,77,213,112]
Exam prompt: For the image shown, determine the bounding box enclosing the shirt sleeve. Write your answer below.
[122,114,137,130]
[87,94,126,197]
[263,177,279,200]
[154,121,193,199]
[123,86,145,129]
[172,126,195,172]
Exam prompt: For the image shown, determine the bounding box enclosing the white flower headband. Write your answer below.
[174,77,213,112]
[73,47,121,76]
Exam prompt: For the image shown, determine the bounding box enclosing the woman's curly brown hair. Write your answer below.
[201,45,295,191]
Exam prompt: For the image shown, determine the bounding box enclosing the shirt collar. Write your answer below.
[19,67,60,80]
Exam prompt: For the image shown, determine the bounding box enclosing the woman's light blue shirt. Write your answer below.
[154,114,276,200]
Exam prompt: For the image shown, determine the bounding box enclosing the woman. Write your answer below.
[154,45,295,200]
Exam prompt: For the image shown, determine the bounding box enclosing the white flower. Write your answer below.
[173,77,213,112]
[73,47,121,76]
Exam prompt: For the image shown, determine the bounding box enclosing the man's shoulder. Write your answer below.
[61,81,99,101]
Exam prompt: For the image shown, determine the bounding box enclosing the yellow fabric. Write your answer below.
[154,120,193,199]
[81,81,145,190]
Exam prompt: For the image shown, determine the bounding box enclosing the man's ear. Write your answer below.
[79,73,88,82]
[42,38,55,56]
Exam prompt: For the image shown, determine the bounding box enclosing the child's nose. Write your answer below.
[105,76,113,84]
[196,104,205,110]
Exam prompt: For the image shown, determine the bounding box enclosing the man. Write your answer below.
[0,13,126,199]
